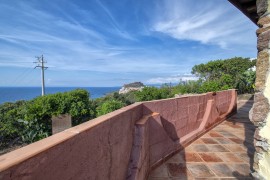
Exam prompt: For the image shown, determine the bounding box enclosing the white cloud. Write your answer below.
[151,0,257,48]
[147,74,198,84]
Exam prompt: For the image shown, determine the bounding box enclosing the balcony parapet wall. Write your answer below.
[0,90,237,180]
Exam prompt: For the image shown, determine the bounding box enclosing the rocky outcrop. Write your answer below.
[119,82,144,94]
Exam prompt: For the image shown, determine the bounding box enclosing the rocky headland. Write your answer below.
[119,82,144,94]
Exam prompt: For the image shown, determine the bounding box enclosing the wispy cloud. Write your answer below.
[151,0,256,48]
[147,74,198,84]
[95,0,136,41]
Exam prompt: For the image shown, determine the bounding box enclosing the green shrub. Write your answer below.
[96,99,125,116]
[199,80,221,93]
[24,89,94,131]
[134,86,172,101]
[172,80,201,95]
[0,89,94,147]
[0,101,27,148]
[17,119,48,143]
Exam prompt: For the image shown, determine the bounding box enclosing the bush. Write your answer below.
[25,89,94,131]
[96,100,125,116]
[17,119,48,143]
[199,80,221,93]
[172,80,201,95]
[134,86,173,101]
[0,101,27,148]
[0,89,94,148]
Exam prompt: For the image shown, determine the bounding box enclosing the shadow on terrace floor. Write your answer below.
[148,100,255,179]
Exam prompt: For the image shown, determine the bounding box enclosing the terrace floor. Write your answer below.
[148,100,255,180]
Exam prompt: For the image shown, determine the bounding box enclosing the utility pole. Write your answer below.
[34,55,48,96]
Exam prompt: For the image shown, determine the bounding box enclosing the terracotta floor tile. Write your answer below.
[218,131,237,138]
[230,164,251,177]
[208,164,234,177]
[193,139,205,144]
[213,126,226,130]
[167,163,191,178]
[187,164,215,178]
[236,153,251,163]
[149,164,169,178]
[185,152,203,162]
[232,133,245,139]
[215,138,234,144]
[214,124,229,130]
[192,144,210,152]
[222,144,246,152]
[206,145,230,152]
[185,145,194,152]
[228,138,244,144]
[216,153,243,162]
[227,123,242,129]
[201,138,219,144]
[198,153,223,162]
[201,133,211,138]
[209,131,223,137]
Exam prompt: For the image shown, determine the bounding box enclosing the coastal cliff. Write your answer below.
[119,82,144,94]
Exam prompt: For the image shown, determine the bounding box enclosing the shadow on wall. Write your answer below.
[126,112,187,180]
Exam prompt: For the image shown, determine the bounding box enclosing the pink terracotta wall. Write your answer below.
[142,90,236,142]
[0,103,143,180]
[0,90,237,180]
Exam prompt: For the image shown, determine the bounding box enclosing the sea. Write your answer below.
[0,87,121,104]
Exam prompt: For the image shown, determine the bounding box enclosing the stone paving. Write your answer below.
[148,100,255,179]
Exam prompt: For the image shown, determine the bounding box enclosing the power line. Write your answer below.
[9,67,35,86]
[34,55,48,96]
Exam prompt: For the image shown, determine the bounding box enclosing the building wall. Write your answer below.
[250,0,270,179]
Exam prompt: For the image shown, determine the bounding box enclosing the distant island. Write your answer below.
[119,82,144,94]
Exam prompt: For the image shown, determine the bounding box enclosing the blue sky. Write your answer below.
[0,0,257,87]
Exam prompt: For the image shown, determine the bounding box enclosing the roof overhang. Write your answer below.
[228,0,258,25]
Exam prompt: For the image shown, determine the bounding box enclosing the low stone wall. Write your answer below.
[0,90,237,180]
[0,103,143,180]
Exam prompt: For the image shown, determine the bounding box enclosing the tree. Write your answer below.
[191,57,256,93]
[236,70,256,94]
[192,57,256,81]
